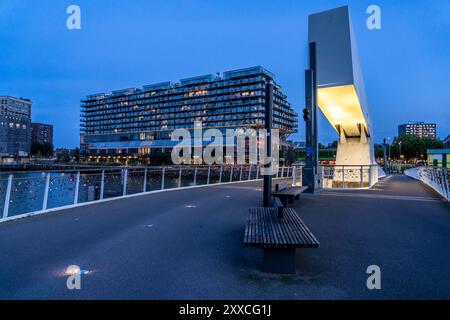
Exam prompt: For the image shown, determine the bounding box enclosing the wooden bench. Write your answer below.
[272,184,308,206]
[244,207,319,274]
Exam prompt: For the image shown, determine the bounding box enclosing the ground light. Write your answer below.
[65,265,90,276]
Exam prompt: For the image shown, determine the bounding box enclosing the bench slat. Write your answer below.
[285,208,319,245]
[244,207,319,249]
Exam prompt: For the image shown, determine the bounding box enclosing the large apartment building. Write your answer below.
[0,96,32,161]
[398,122,437,139]
[80,66,298,164]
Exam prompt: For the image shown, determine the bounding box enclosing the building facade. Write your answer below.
[32,123,54,145]
[80,66,298,163]
[427,149,450,168]
[0,96,32,161]
[398,122,437,139]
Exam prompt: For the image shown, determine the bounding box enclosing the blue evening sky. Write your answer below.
[0,0,449,147]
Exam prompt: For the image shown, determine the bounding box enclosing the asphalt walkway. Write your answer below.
[0,174,448,299]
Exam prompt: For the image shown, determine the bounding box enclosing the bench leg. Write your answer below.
[263,248,296,274]
[288,196,295,205]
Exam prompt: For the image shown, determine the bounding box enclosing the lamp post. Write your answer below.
[387,137,391,160]
[399,141,402,162]
[263,82,274,207]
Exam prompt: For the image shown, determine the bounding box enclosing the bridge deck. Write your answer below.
[0,175,448,299]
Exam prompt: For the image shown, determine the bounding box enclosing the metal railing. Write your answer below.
[0,164,382,223]
[0,165,297,223]
[319,165,379,189]
[404,166,449,200]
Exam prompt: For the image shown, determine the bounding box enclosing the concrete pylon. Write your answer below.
[308,6,376,186]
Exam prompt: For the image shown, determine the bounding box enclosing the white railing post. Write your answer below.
[100,170,105,200]
[239,166,243,181]
[143,168,147,193]
[74,172,80,204]
[256,166,260,180]
[2,175,13,220]
[292,167,296,186]
[248,166,252,181]
[230,166,234,182]
[178,167,182,188]
[281,166,285,177]
[444,169,449,199]
[122,169,128,196]
[360,166,364,188]
[193,167,198,185]
[369,166,373,187]
[42,173,50,211]
[161,167,165,189]
[219,166,223,183]
[207,166,211,185]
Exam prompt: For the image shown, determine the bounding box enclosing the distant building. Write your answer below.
[398,122,436,139]
[291,141,306,149]
[0,96,32,161]
[80,66,298,164]
[32,123,53,145]
[444,135,450,148]
[427,149,450,168]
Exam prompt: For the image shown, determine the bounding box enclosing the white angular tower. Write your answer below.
[308,6,376,168]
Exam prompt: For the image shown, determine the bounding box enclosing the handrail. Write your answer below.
[404,166,449,201]
[0,165,295,223]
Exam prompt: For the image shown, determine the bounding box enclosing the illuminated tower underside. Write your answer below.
[317,84,373,165]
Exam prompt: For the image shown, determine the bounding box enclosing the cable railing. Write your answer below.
[0,165,296,223]
[404,166,449,200]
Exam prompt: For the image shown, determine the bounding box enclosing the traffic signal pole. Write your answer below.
[302,42,319,193]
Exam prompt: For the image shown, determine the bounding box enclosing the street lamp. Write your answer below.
[399,141,402,162]
[387,137,391,159]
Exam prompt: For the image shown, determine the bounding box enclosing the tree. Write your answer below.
[329,140,338,148]
[390,135,444,160]
[31,141,54,158]
[284,149,298,165]
[70,148,80,162]
[56,148,80,163]
[56,149,71,162]
[374,144,384,159]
